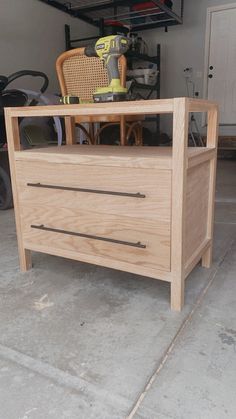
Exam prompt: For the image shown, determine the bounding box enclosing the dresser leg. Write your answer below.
[201,245,212,268]
[19,248,32,272]
[170,277,184,311]
[65,117,76,145]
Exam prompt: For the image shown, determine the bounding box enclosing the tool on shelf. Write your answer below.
[85,35,130,102]
[60,95,80,104]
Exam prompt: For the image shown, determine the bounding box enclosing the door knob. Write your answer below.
[208,74,213,79]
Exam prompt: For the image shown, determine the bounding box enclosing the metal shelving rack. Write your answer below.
[39,0,184,32]
[126,46,161,136]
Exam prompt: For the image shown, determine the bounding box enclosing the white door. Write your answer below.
[207,6,236,124]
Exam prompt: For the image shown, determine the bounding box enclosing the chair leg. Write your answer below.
[89,123,95,144]
[76,124,93,144]
[94,120,142,146]
[120,116,126,146]
[126,122,143,146]
[137,123,143,146]
[65,117,76,145]
[94,123,118,145]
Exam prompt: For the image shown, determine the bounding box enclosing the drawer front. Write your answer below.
[16,161,171,221]
[20,205,171,271]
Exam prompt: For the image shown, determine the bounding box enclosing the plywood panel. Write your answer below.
[184,161,210,265]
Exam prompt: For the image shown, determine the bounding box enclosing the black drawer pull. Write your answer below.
[31,224,147,249]
[27,183,146,199]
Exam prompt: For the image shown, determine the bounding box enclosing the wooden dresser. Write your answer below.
[5,98,219,310]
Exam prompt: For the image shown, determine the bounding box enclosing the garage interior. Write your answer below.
[0,1,236,418]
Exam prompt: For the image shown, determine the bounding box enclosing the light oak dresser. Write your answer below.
[5,98,219,310]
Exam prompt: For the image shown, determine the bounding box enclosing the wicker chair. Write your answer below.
[56,47,143,146]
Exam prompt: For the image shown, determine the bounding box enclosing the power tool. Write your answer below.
[85,35,130,103]
[60,96,94,105]
[60,95,80,105]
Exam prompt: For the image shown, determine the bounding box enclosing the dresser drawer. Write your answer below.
[16,160,171,221]
[20,205,171,272]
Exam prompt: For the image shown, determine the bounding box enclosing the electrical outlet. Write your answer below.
[183,67,193,78]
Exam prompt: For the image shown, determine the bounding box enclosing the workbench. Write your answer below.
[5,98,219,311]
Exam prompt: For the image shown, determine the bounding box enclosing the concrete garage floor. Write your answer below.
[0,160,235,419]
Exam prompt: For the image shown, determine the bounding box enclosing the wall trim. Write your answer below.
[206,2,236,13]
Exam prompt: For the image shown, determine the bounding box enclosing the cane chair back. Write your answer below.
[56,47,126,101]
[56,47,143,145]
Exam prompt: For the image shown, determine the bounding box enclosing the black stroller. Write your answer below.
[0,70,49,210]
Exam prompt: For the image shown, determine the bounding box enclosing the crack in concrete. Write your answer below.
[127,239,235,419]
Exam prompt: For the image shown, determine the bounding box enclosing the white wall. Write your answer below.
[1,0,234,132]
[141,0,236,133]
[0,0,96,92]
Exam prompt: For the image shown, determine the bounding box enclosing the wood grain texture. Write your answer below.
[65,117,76,145]
[184,239,211,279]
[14,145,216,170]
[187,148,216,169]
[23,240,172,282]
[188,98,217,112]
[4,114,32,271]
[20,205,171,272]
[6,98,219,119]
[6,99,175,118]
[171,98,189,311]
[5,98,219,310]
[202,106,219,267]
[184,161,210,265]
[15,160,171,221]
[14,145,173,170]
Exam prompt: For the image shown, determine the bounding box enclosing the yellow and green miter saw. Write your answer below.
[85,35,130,103]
